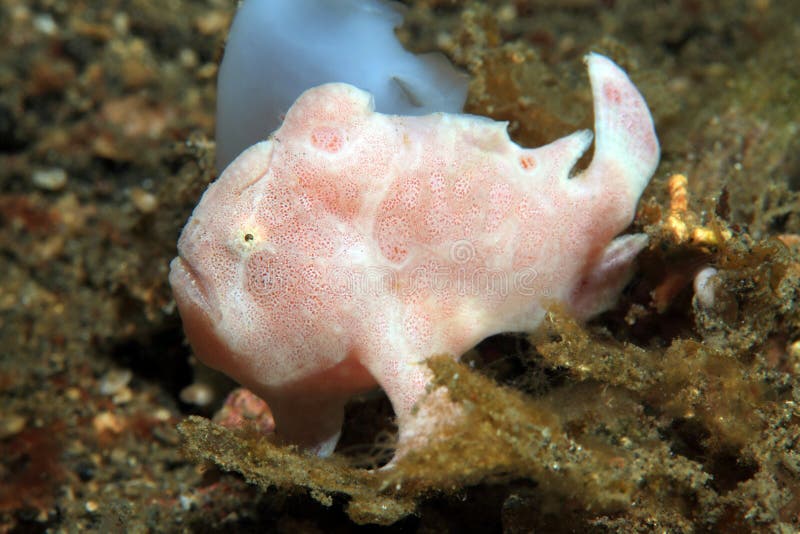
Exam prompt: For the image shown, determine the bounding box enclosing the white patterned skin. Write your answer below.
[170,54,659,457]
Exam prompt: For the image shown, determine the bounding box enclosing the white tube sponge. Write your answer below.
[215,0,468,170]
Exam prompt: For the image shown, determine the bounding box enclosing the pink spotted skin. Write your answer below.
[169,54,659,457]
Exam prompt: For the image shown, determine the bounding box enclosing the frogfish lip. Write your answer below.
[168,256,220,322]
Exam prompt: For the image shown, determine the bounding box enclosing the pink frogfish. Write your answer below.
[170,53,659,458]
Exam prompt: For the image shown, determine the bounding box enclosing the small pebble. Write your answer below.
[179,493,197,511]
[99,368,132,395]
[195,11,230,36]
[0,413,27,439]
[180,383,215,407]
[153,407,172,422]
[693,267,719,309]
[130,187,158,213]
[75,460,96,482]
[32,168,67,191]
[33,13,57,35]
[112,12,129,35]
[85,500,99,513]
[179,48,199,69]
[112,386,133,405]
[92,411,125,435]
[788,340,800,374]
